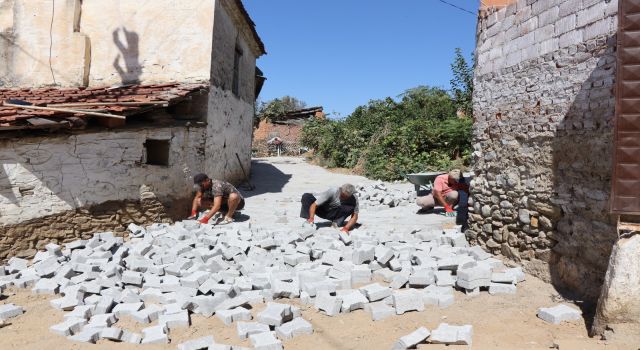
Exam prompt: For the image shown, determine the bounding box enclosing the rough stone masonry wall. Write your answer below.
[469,0,618,302]
[0,126,206,260]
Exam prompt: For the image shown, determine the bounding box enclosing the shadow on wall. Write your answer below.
[549,35,618,326]
[112,27,141,84]
[240,159,292,198]
[0,164,18,204]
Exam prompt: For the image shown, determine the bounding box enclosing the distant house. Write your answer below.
[0,0,265,260]
[252,106,324,156]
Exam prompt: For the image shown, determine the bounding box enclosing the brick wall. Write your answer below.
[470,0,618,301]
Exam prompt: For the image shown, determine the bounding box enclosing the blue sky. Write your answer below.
[244,0,478,118]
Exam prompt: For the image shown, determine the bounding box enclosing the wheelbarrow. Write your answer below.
[405,172,443,196]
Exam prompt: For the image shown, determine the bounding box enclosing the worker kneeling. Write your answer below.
[300,184,359,233]
[189,173,245,225]
[416,169,470,216]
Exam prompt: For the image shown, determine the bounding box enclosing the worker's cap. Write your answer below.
[448,169,462,182]
[193,173,209,185]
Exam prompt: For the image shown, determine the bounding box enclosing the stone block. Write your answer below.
[121,330,142,344]
[456,265,491,290]
[352,245,375,264]
[64,305,94,320]
[390,273,409,289]
[359,283,391,302]
[112,302,144,317]
[351,265,372,285]
[392,290,425,315]
[216,307,252,326]
[131,304,164,323]
[250,331,283,350]
[67,327,101,344]
[434,270,457,287]
[178,336,216,350]
[87,313,117,328]
[94,296,115,314]
[340,290,369,312]
[392,327,430,350]
[257,302,293,326]
[314,292,343,316]
[430,323,473,345]
[365,302,395,321]
[99,327,123,341]
[409,268,435,287]
[158,309,190,329]
[489,283,517,295]
[237,321,270,340]
[141,325,168,344]
[275,317,313,339]
[50,317,87,336]
[537,304,582,324]
[32,278,59,295]
[0,303,24,320]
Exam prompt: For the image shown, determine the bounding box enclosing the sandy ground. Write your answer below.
[1,157,638,349]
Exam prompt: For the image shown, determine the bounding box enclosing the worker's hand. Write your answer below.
[340,227,350,233]
[307,218,314,225]
[444,204,455,213]
[188,210,197,220]
[198,216,210,224]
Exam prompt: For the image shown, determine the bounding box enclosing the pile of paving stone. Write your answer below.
[0,220,526,348]
[355,182,416,209]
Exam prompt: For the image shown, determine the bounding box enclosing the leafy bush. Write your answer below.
[300,49,473,181]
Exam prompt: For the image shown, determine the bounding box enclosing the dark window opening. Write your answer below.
[232,45,243,96]
[145,139,170,166]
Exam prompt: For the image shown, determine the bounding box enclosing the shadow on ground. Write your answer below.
[240,159,292,198]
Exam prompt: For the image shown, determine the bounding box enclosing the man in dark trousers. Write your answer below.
[189,173,245,225]
[300,183,359,233]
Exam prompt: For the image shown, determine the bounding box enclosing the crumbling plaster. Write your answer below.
[0,126,206,226]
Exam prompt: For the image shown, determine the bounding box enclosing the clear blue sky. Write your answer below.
[244,0,478,118]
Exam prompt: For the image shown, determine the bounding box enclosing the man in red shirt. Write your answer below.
[416,169,469,215]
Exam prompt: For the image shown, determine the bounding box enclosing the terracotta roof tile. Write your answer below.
[0,82,208,132]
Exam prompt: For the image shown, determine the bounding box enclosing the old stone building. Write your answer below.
[471,0,639,334]
[0,0,265,259]
[252,106,324,156]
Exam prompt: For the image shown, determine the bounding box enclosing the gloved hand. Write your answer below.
[198,216,210,224]
[188,210,197,220]
[340,227,349,233]
[444,204,455,213]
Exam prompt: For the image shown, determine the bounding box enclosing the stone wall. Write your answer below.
[470,0,618,302]
[0,0,216,87]
[0,125,206,226]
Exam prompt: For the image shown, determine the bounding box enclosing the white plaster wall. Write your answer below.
[0,126,206,226]
[0,0,215,87]
[81,0,216,86]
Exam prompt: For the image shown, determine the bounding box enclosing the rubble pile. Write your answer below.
[355,182,416,209]
[0,220,526,347]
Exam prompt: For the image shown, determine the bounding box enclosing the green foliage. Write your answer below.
[300,49,474,181]
[257,96,307,122]
[450,48,474,117]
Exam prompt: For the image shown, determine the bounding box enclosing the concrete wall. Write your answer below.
[0,126,206,226]
[205,0,256,182]
[0,0,215,87]
[470,0,618,302]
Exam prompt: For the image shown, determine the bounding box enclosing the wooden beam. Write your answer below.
[47,101,168,108]
[3,102,127,120]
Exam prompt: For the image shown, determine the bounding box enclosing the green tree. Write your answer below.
[257,96,307,122]
[450,48,473,117]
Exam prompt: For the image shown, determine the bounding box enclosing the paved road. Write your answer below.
[238,157,454,234]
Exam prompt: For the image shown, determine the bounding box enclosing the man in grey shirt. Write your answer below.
[300,183,359,233]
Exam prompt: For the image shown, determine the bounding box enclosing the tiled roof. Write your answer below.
[0,82,208,132]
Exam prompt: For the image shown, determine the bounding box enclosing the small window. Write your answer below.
[145,139,170,166]
[232,45,243,96]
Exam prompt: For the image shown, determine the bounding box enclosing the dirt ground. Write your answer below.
[1,158,638,349]
[1,274,638,350]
